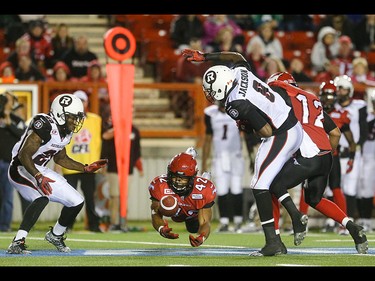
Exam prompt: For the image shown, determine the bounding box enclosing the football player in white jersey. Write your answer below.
[183,49,304,256]
[334,75,369,229]
[357,90,375,232]
[202,102,245,232]
[6,93,108,254]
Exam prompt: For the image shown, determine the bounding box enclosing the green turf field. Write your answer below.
[0,220,374,267]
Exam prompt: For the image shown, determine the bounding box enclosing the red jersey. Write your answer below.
[148,174,216,223]
[328,108,351,130]
[21,33,54,62]
[269,80,332,157]
[327,108,351,156]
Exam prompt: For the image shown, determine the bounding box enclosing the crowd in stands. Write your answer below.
[141,14,375,95]
[0,14,374,104]
[0,16,100,86]
[0,14,374,131]
[0,15,374,90]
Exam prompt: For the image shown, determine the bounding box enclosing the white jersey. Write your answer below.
[11,113,73,169]
[226,66,293,129]
[204,104,244,195]
[335,99,367,148]
[335,99,367,197]
[223,65,303,190]
[8,113,83,206]
[358,112,375,198]
[204,104,242,156]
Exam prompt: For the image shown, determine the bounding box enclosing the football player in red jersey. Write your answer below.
[267,73,368,254]
[149,147,216,247]
[299,80,356,234]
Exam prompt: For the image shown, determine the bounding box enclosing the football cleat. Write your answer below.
[7,237,31,254]
[249,241,287,257]
[293,214,308,246]
[347,221,368,254]
[216,224,230,232]
[45,227,71,253]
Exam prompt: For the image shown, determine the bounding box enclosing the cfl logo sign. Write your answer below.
[59,95,73,107]
[204,70,217,84]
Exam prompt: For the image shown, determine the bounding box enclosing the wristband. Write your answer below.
[349,151,355,159]
[158,226,164,233]
[34,172,42,178]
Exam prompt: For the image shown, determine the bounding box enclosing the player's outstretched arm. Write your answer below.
[151,200,179,239]
[189,207,213,247]
[182,49,246,64]
[54,148,86,171]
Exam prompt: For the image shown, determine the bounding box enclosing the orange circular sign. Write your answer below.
[103,27,136,61]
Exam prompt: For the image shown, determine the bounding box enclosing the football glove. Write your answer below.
[158,220,179,239]
[182,49,206,62]
[189,232,206,247]
[236,120,253,134]
[34,172,54,195]
[84,159,108,173]
[346,159,354,173]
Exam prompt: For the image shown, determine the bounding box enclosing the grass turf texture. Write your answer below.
[0,220,374,267]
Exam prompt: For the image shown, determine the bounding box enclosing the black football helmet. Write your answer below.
[319,80,337,112]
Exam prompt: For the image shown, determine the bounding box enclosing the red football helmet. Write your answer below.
[267,71,298,87]
[319,80,337,112]
[167,152,198,196]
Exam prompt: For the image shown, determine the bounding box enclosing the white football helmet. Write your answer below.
[334,75,354,98]
[50,93,85,133]
[202,65,236,103]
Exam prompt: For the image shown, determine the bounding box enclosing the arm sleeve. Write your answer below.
[358,106,369,146]
[204,114,213,135]
[323,111,338,133]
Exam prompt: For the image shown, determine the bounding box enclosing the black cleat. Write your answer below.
[347,221,368,254]
[293,214,308,246]
[249,241,287,257]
